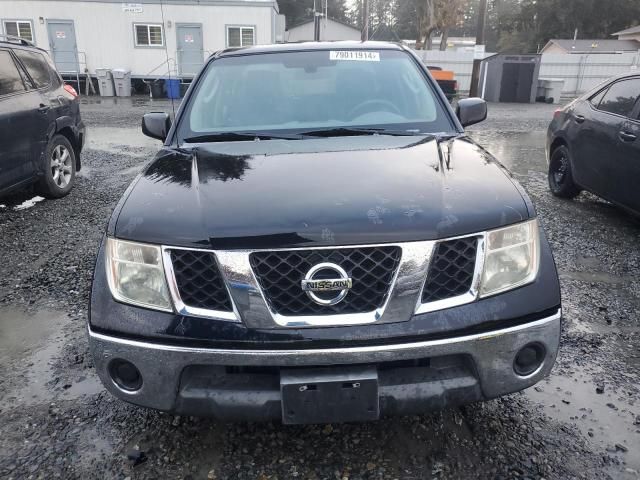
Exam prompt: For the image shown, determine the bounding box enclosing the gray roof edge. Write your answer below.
[611,25,640,36]
[287,16,360,32]
[547,38,640,51]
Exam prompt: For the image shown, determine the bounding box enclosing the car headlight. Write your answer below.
[105,237,172,311]
[480,219,540,297]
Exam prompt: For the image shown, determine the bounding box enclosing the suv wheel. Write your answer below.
[36,134,76,198]
[548,145,581,199]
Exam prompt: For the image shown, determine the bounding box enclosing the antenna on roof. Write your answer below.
[159,0,176,119]
[362,0,369,42]
[313,0,321,41]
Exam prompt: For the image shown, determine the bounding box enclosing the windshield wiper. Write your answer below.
[182,132,303,143]
[298,127,428,138]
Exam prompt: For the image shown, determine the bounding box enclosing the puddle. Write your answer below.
[77,163,144,179]
[0,306,67,362]
[0,306,102,407]
[561,270,633,285]
[468,130,548,175]
[77,427,114,463]
[526,370,640,470]
[564,255,635,285]
[87,126,160,152]
[120,165,145,176]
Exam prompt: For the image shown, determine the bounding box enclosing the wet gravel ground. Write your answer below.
[0,98,639,479]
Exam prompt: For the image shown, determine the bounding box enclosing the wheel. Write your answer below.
[36,134,76,198]
[548,145,581,199]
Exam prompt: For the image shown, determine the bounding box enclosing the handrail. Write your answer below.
[144,57,178,81]
[45,49,88,95]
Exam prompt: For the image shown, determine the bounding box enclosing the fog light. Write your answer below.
[108,359,143,391]
[514,343,545,376]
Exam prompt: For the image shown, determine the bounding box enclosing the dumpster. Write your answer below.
[165,78,181,99]
[95,68,115,97]
[112,69,132,97]
[538,78,565,104]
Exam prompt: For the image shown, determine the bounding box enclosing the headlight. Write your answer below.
[480,219,540,297]
[105,237,172,311]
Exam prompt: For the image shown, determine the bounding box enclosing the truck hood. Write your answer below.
[112,135,531,249]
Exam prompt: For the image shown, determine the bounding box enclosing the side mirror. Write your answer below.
[456,98,487,128]
[142,112,171,141]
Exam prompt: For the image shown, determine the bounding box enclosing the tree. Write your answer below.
[415,0,437,49]
[436,0,466,50]
[393,0,419,39]
[413,0,466,50]
[495,0,640,53]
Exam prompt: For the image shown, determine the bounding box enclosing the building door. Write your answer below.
[499,62,535,103]
[46,20,79,73]
[176,24,203,77]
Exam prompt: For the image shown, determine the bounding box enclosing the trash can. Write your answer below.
[95,68,115,97]
[538,78,565,104]
[165,78,181,99]
[112,69,132,97]
[150,80,164,99]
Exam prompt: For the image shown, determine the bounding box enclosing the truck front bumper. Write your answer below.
[88,309,561,422]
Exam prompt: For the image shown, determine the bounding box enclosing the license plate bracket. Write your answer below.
[280,367,379,424]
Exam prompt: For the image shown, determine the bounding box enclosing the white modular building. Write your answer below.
[0,0,283,78]
[286,17,360,43]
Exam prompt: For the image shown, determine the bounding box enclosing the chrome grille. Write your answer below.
[250,247,402,316]
[421,237,479,303]
[168,249,233,312]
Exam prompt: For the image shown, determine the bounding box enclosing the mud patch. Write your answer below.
[0,306,101,408]
[0,306,68,362]
[526,370,640,471]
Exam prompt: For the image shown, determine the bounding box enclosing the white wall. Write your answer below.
[0,0,278,76]
[540,52,640,95]
[415,50,493,93]
[286,19,360,42]
[415,50,640,96]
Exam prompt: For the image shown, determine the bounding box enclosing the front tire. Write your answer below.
[36,134,76,198]
[548,145,581,199]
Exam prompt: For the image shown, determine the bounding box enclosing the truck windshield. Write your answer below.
[179,49,454,141]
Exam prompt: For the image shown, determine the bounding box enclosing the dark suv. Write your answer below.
[0,36,85,198]
[90,42,561,424]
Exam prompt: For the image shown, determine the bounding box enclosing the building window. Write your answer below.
[227,26,255,48]
[3,20,34,42]
[134,24,164,47]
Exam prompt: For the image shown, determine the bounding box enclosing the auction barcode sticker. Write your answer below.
[330,51,380,62]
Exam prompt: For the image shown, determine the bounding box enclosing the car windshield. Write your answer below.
[179,49,454,142]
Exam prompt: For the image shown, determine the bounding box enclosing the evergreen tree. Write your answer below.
[278,0,349,28]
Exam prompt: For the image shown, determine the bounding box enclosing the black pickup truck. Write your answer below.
[89,42,561,424]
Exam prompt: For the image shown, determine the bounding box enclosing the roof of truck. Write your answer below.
[217,41,405,57]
